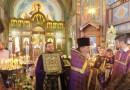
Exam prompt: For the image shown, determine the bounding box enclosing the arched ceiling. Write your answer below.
[10,0,70,21]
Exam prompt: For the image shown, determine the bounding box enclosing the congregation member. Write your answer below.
[35,42,66,90]
[94,47,106,69]
[105,49,114,83]
[0,19,10,88]
[94,48,115,89]
[0,41,10,88]
[105,49,114,66]
[94,45,101,55]
[92,47,106,89]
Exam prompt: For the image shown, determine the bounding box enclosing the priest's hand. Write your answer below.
[99,66,106,73]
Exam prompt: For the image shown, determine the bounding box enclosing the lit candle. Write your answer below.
[1,59,3,67]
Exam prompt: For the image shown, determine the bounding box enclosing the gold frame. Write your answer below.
[43,54,62,74]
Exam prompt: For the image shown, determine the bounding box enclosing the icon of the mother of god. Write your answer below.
[29,2,41,15]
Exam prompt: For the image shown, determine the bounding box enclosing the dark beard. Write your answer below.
[0,48,3,50]
[116,47,119,50]
[47,52,54,54]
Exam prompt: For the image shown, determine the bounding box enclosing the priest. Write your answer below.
[35,42,66,90]
[69,37,92,90]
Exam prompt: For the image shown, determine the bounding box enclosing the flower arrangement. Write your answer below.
[14,74,35,90]
[22,76,35,90]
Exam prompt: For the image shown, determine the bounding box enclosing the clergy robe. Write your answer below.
[111,50,130,81]
[35,53,65,90]
[69,49,91,90]
[35,55,45,90]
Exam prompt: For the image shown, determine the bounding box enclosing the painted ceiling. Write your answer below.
[13,0,63,21]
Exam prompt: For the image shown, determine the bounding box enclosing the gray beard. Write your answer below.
[82,52,90,59]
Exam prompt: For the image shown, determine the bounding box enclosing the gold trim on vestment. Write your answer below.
[87,69,93,89]
[115,53,130,65]
[71,60,88,74]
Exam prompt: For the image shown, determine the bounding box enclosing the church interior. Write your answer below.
[0,0,130,90]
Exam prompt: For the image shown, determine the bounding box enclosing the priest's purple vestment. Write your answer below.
[69,49,91,90]
[111,50,130,81]
[35,55,45,90]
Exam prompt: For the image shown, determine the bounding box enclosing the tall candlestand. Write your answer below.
[9,41,13,55]
[32,46,34,61]
[25,44,29,76]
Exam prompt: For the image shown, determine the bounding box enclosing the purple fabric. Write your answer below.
[35,55,45,90]
[69,49,90,90]
[111,50,130,81]
[35,54,65,90]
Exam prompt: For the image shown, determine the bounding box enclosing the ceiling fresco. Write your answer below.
[81,0,101,25]
[13,0,63,21]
